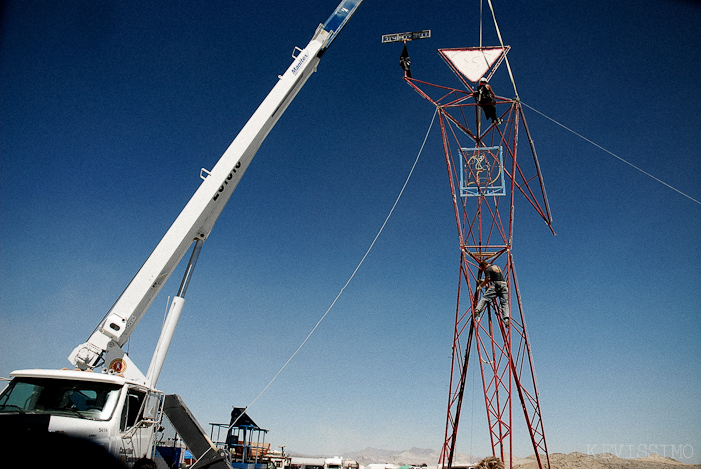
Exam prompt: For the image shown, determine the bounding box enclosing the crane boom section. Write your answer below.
[70,25,334,370]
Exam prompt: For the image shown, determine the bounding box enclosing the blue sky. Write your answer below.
[1,0,699,464]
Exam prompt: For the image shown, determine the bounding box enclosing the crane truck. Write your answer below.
[0,1,363,467]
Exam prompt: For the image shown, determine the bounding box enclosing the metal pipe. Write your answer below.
[177,238,204,298]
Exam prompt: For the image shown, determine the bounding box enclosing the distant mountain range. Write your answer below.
[289,448,701,469]
[291,447,480,466]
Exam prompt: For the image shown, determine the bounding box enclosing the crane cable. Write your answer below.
[521,102,701,205]
[486,0,519,100]
[482,1,698,206]
[227,109,439,431]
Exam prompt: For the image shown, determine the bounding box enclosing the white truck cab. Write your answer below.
[1,369,162,466]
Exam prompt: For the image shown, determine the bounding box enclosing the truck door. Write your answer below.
[119,387,151,465]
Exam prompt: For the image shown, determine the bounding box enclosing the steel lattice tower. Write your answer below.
[404,46,554,469]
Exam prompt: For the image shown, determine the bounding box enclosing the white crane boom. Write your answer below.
[1,3,363,466]
[69,0,364,376]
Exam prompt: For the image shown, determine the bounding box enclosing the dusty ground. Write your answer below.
[506,452,701,469]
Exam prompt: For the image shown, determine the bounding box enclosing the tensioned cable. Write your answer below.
[481,1,696,205]
[228,109,439,430]
[522,101,701,205]
[487,0,519,99]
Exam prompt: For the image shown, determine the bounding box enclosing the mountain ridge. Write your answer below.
[289,448,701,468]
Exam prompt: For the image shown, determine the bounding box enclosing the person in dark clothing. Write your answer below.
[399,42,411,78]
[473,77,502,125]
[475,260,510,326]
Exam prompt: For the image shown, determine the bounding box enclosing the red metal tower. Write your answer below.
[404,46,554,469]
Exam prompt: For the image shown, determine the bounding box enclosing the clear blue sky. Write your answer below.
[1,0,699,464]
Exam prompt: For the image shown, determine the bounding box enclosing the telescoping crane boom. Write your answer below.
[0,1,363,466]
[69,0,364,386]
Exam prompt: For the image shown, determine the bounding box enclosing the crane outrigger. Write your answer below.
[0,1,363,466]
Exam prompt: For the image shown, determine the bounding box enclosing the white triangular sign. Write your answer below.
[440,47,507,83]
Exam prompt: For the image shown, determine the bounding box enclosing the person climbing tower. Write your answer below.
[473,77,502,125]
[475,259,510,326]
[399,42,411,78]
